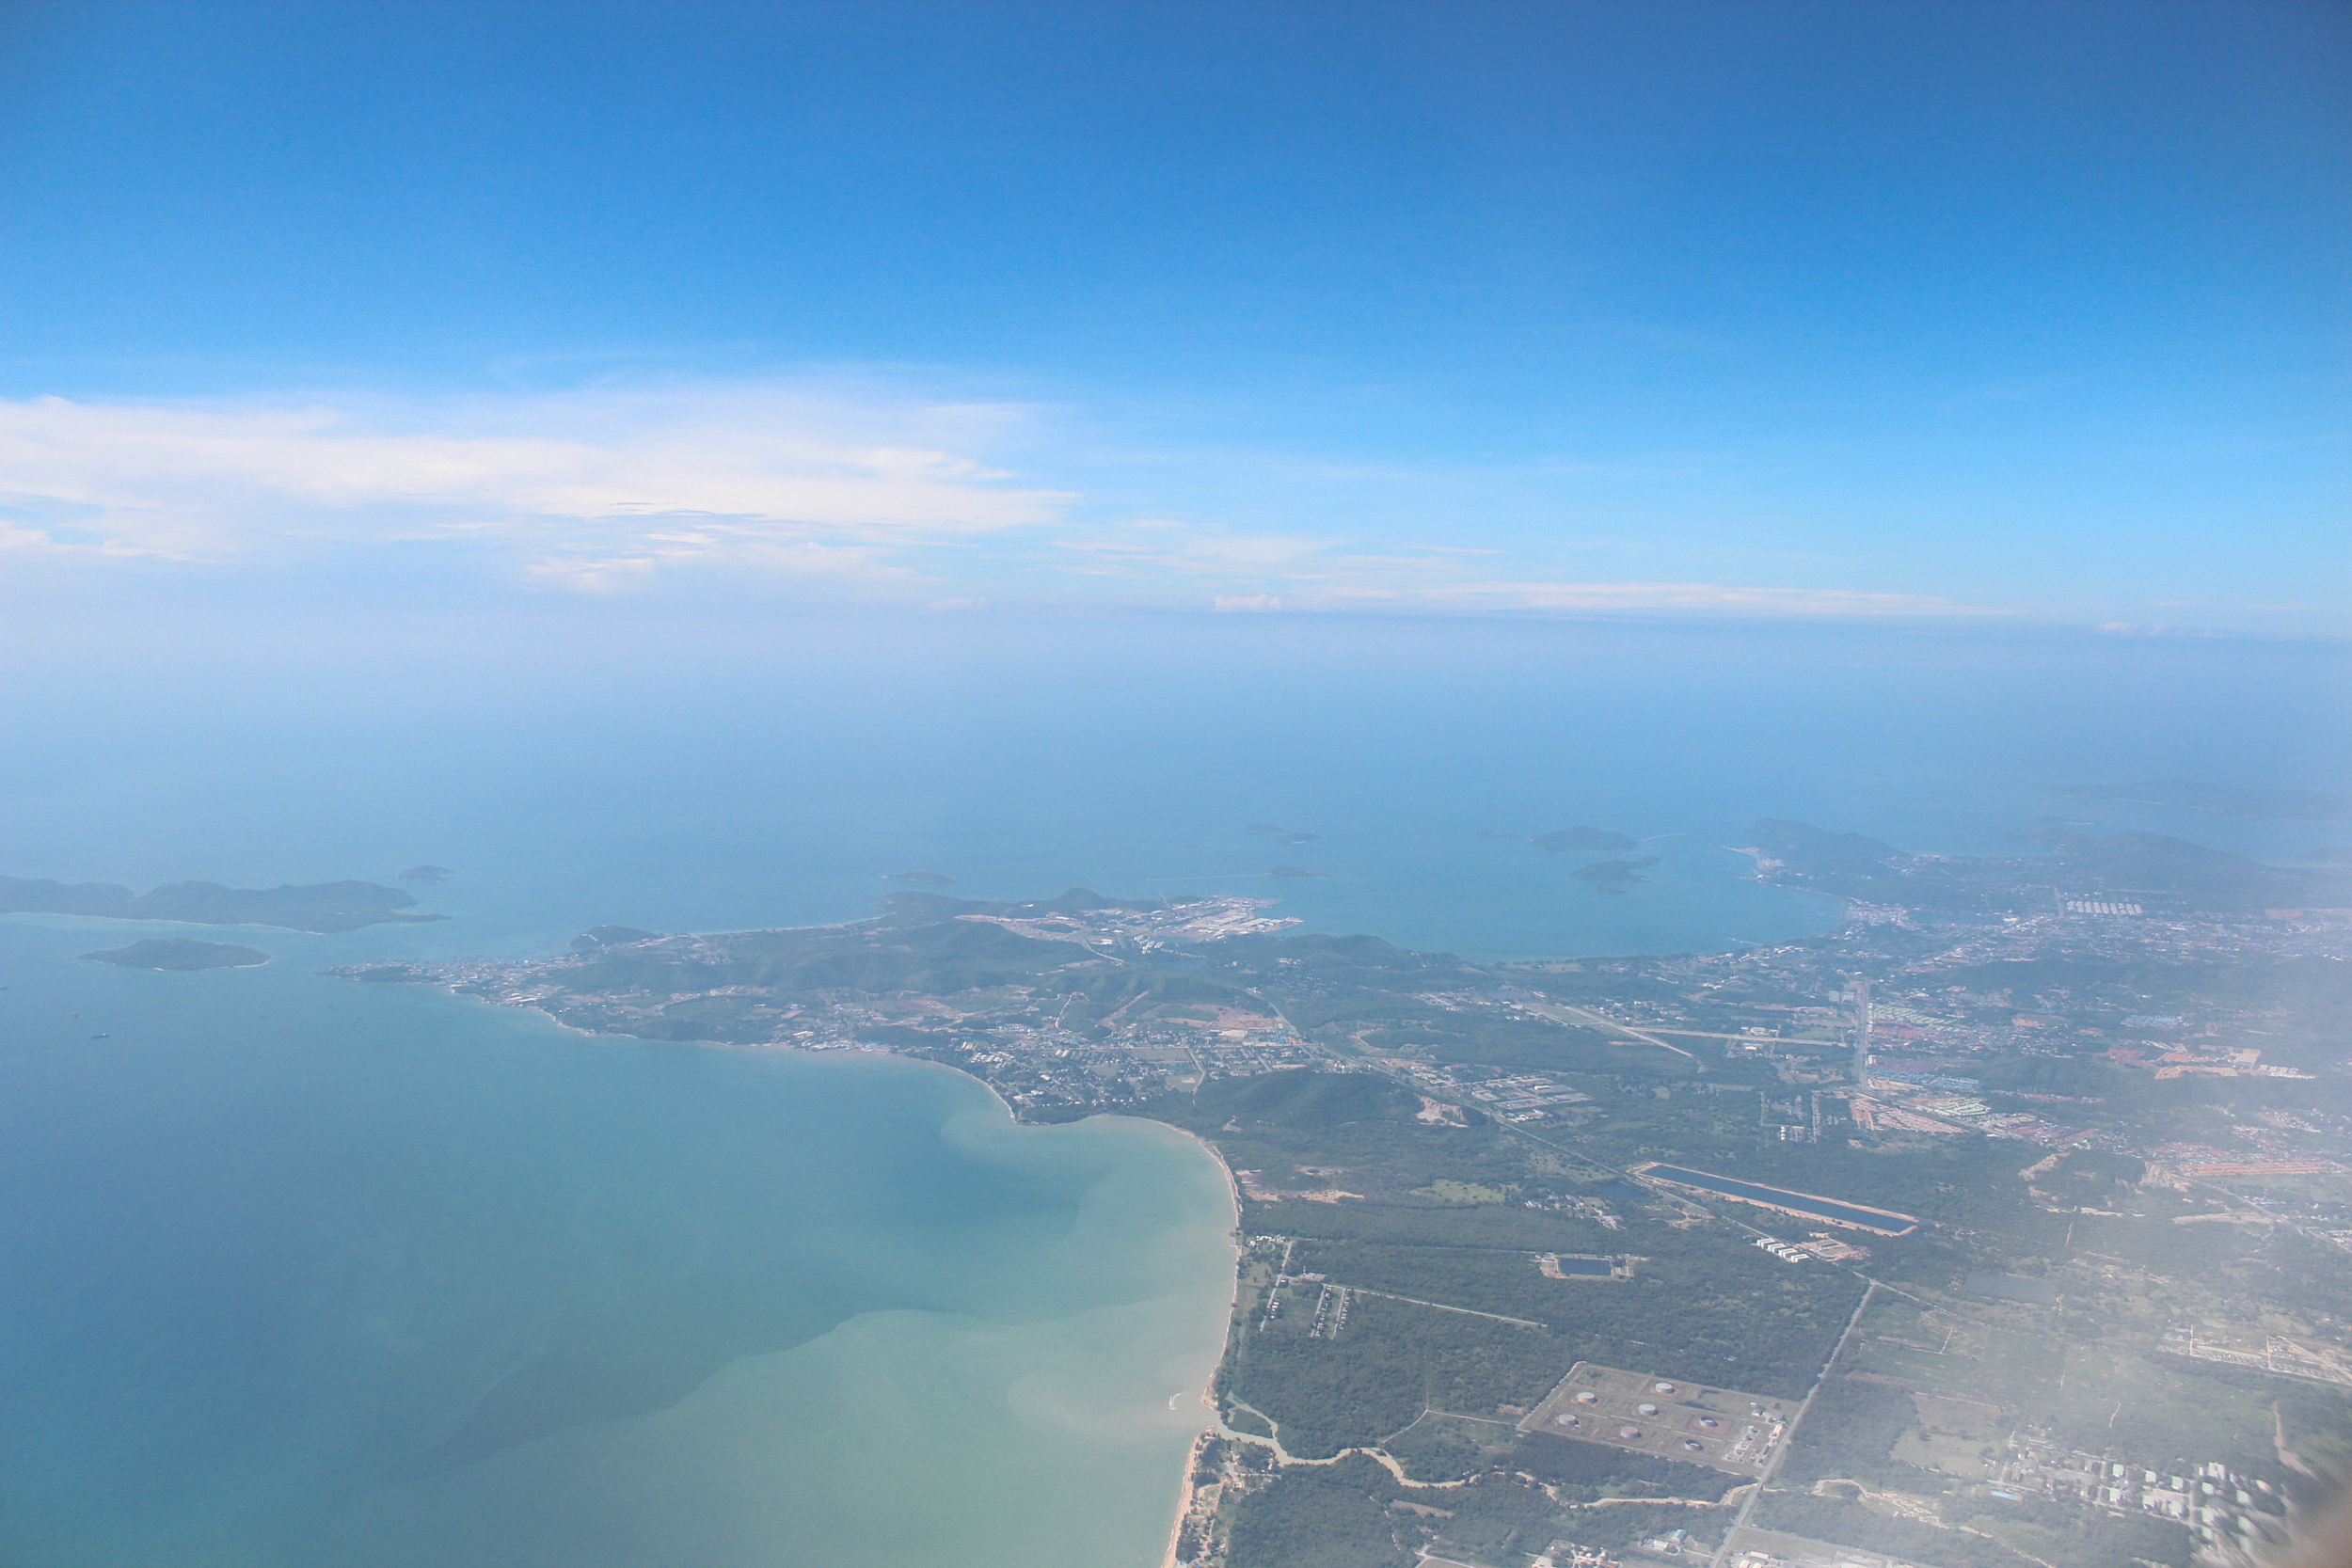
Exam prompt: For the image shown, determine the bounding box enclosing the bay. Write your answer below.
[0,918,1232,1567]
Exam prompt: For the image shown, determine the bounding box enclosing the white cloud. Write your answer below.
[0,384,1070,580]
[518,554,662,594]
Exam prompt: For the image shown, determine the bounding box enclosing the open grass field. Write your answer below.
[1810,1285,2346,1489]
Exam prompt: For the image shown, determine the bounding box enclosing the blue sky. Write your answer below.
[1,0,2344,631]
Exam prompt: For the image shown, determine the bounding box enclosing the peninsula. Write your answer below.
[329,823,2352,1568]
[1,875,446,933]
[80,937,271,971]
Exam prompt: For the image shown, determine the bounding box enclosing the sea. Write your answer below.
[1,610,2344,1566]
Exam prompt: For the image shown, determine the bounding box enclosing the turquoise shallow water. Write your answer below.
[0,918,1233,1567]
[0,615,2344,1563]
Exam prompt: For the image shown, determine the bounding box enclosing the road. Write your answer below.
[1341,1288,1547,1329]
[1706,1280,1879,1568]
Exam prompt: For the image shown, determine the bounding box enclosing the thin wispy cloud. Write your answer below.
[1311,578,2002,616]
[1049,527,1338,577]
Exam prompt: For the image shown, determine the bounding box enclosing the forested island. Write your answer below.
[0,875,444,933]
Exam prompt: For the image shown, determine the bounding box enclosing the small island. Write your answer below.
[885,871,956,884]
[80,938,270,971]
[1245,823,1319,845]
[399,864,453,883]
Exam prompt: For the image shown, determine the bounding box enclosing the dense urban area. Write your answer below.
[334,813,2352,1568]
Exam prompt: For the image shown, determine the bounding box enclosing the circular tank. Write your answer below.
[1637,1402,1660,1416]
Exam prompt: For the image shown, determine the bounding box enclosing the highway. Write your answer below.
[1706,1280,1880,1568]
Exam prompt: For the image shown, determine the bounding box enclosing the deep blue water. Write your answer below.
[0,612,2343,1562]
[8,615,2343,960]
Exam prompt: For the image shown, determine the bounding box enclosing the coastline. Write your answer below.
[370,967,1249,1567]
[1161,1429,1220,1568]
[296,885,1832,1568]
[291,874,1845,1567]
[1161,1135,1244,1568]
[786,1052,1248,1568]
